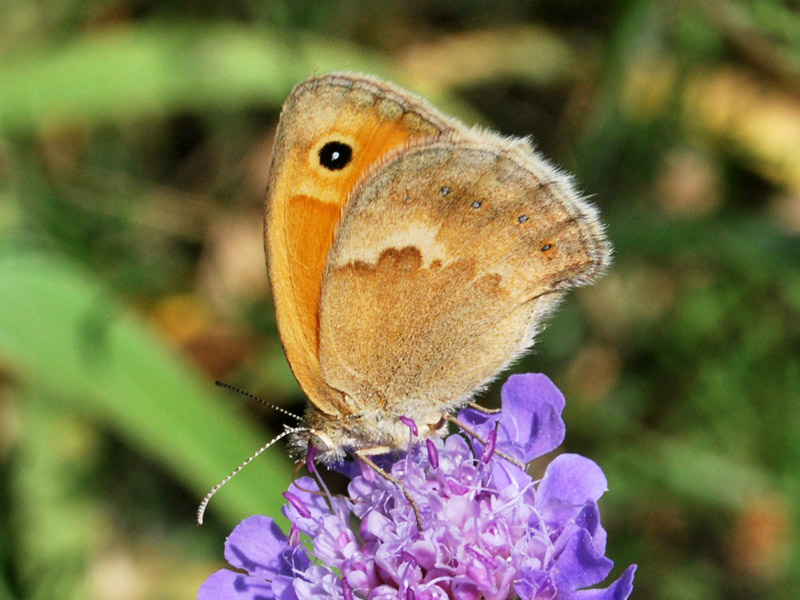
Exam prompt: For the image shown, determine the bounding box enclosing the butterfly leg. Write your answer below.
[444,414,526,469]
[466,402,501,415]
[355,448,424,531]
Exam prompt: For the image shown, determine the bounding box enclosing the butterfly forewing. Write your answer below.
[265,74,458,417]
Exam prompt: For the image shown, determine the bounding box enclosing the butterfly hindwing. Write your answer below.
[317,136,610,423]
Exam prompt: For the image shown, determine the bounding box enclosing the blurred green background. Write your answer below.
[1,1,799,599]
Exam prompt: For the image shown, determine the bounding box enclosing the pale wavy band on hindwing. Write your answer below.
[317,139,610,418]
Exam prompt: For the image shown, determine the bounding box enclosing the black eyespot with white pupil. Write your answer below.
[318,141,353,171]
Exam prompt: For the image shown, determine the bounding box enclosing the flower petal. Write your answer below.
[283,477,339,537]
[571,565,637,600]
[223,515,293,579]
[271,574,301,600]
[500,374,566,460]
[284,477,327,517]
[575,503,608,554]
[198,569,275,600]
[459,374,566,463]
[537,454,608,525]
[552,529,613,592]
[488,458,532,490]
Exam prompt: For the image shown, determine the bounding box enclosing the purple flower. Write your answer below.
[200,374,636,600]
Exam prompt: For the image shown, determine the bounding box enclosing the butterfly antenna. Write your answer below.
[215,380,303,422]
[196,426,309,525]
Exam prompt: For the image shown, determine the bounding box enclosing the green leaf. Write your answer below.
[0,250,294,528]
[0,23,392,135]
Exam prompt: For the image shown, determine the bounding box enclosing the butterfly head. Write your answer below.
[287,405,449,465]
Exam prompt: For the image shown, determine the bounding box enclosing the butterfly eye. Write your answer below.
[309,433,331,453]
[318,141,353,170]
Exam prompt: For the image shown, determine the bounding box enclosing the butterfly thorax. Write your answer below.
[287,405,447,464]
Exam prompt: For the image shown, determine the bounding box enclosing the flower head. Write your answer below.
[200,374,636,600]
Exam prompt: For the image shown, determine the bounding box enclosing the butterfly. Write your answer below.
[264,72,611,463]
